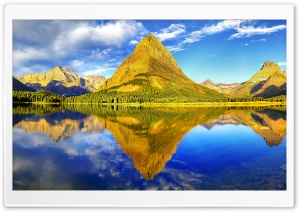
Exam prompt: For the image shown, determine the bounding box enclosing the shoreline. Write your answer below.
[13,101,286,108]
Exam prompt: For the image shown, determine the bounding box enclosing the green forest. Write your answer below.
[13,90,66,103]
[12,89,286,105]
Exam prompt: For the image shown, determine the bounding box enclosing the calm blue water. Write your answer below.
[13,106,286,190]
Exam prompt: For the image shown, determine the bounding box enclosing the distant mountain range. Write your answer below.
[13,34,287,101]
[200,61,286,98]
[14,66,106,96]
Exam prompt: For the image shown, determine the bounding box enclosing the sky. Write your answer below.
[13,20,286,84]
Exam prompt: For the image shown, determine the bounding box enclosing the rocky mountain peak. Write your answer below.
[250,61,283,82]
[133,34,178,68]
[261,61,280,69]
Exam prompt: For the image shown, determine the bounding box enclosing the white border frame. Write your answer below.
[4,3,294,207]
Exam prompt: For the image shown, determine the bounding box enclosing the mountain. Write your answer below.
[68,34,226,104]
[230,61,286,98]
[200,79,241,95]
[81,75,106,92]
[251,71,286,98]
[15,66,106,96]
[13,77,35,92]
[200,61,286,98]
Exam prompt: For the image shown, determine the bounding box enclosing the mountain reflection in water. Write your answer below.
[13,104,286,190]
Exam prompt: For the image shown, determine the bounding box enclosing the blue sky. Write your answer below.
[13,20,286,84]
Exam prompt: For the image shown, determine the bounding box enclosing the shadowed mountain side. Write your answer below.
[229,61,285,97]
[13,77,36,92]
[201,109,286,147]
[13,115,105,142]
[251,71,286,98]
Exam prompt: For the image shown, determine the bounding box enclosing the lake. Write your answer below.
[12,104,286,190]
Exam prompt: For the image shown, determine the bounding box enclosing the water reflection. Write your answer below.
[13,104,286,190]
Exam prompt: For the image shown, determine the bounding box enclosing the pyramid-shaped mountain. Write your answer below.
[96,34,225,103]
[229,61,286,97]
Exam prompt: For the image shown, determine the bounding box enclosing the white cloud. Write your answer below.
[81,66,115,76]
[13,20,147,75]
[89,48,113,61]
[183,20,284,44]
[54,20,146,52]
[202,20,245,35]
[183,20,246,44]
[154,24,186,42]
[166,45,184,52]
[70,59,85,67]
[277,61,286,66]
[245,43,249,46]
[129,40,139,45]
[251,38,267,42]
[259,38,267,42]
[183,31,204,44]
[13,47,49,68]
[228,25,286,40]
[15,65,51,76]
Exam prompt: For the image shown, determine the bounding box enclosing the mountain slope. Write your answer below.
[229,61,285,97]
[251,71,286,98]
[67,34,225,104]
[13,77,35,92]
[15,66,106,96]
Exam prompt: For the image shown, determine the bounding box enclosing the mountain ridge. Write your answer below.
[15,66,106,96]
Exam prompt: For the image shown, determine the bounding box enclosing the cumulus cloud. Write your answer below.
[154,24,186,42]
[13,47,49,68]
[13,20,147,75]
[54,20,146,52]
[13,20,62,47]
